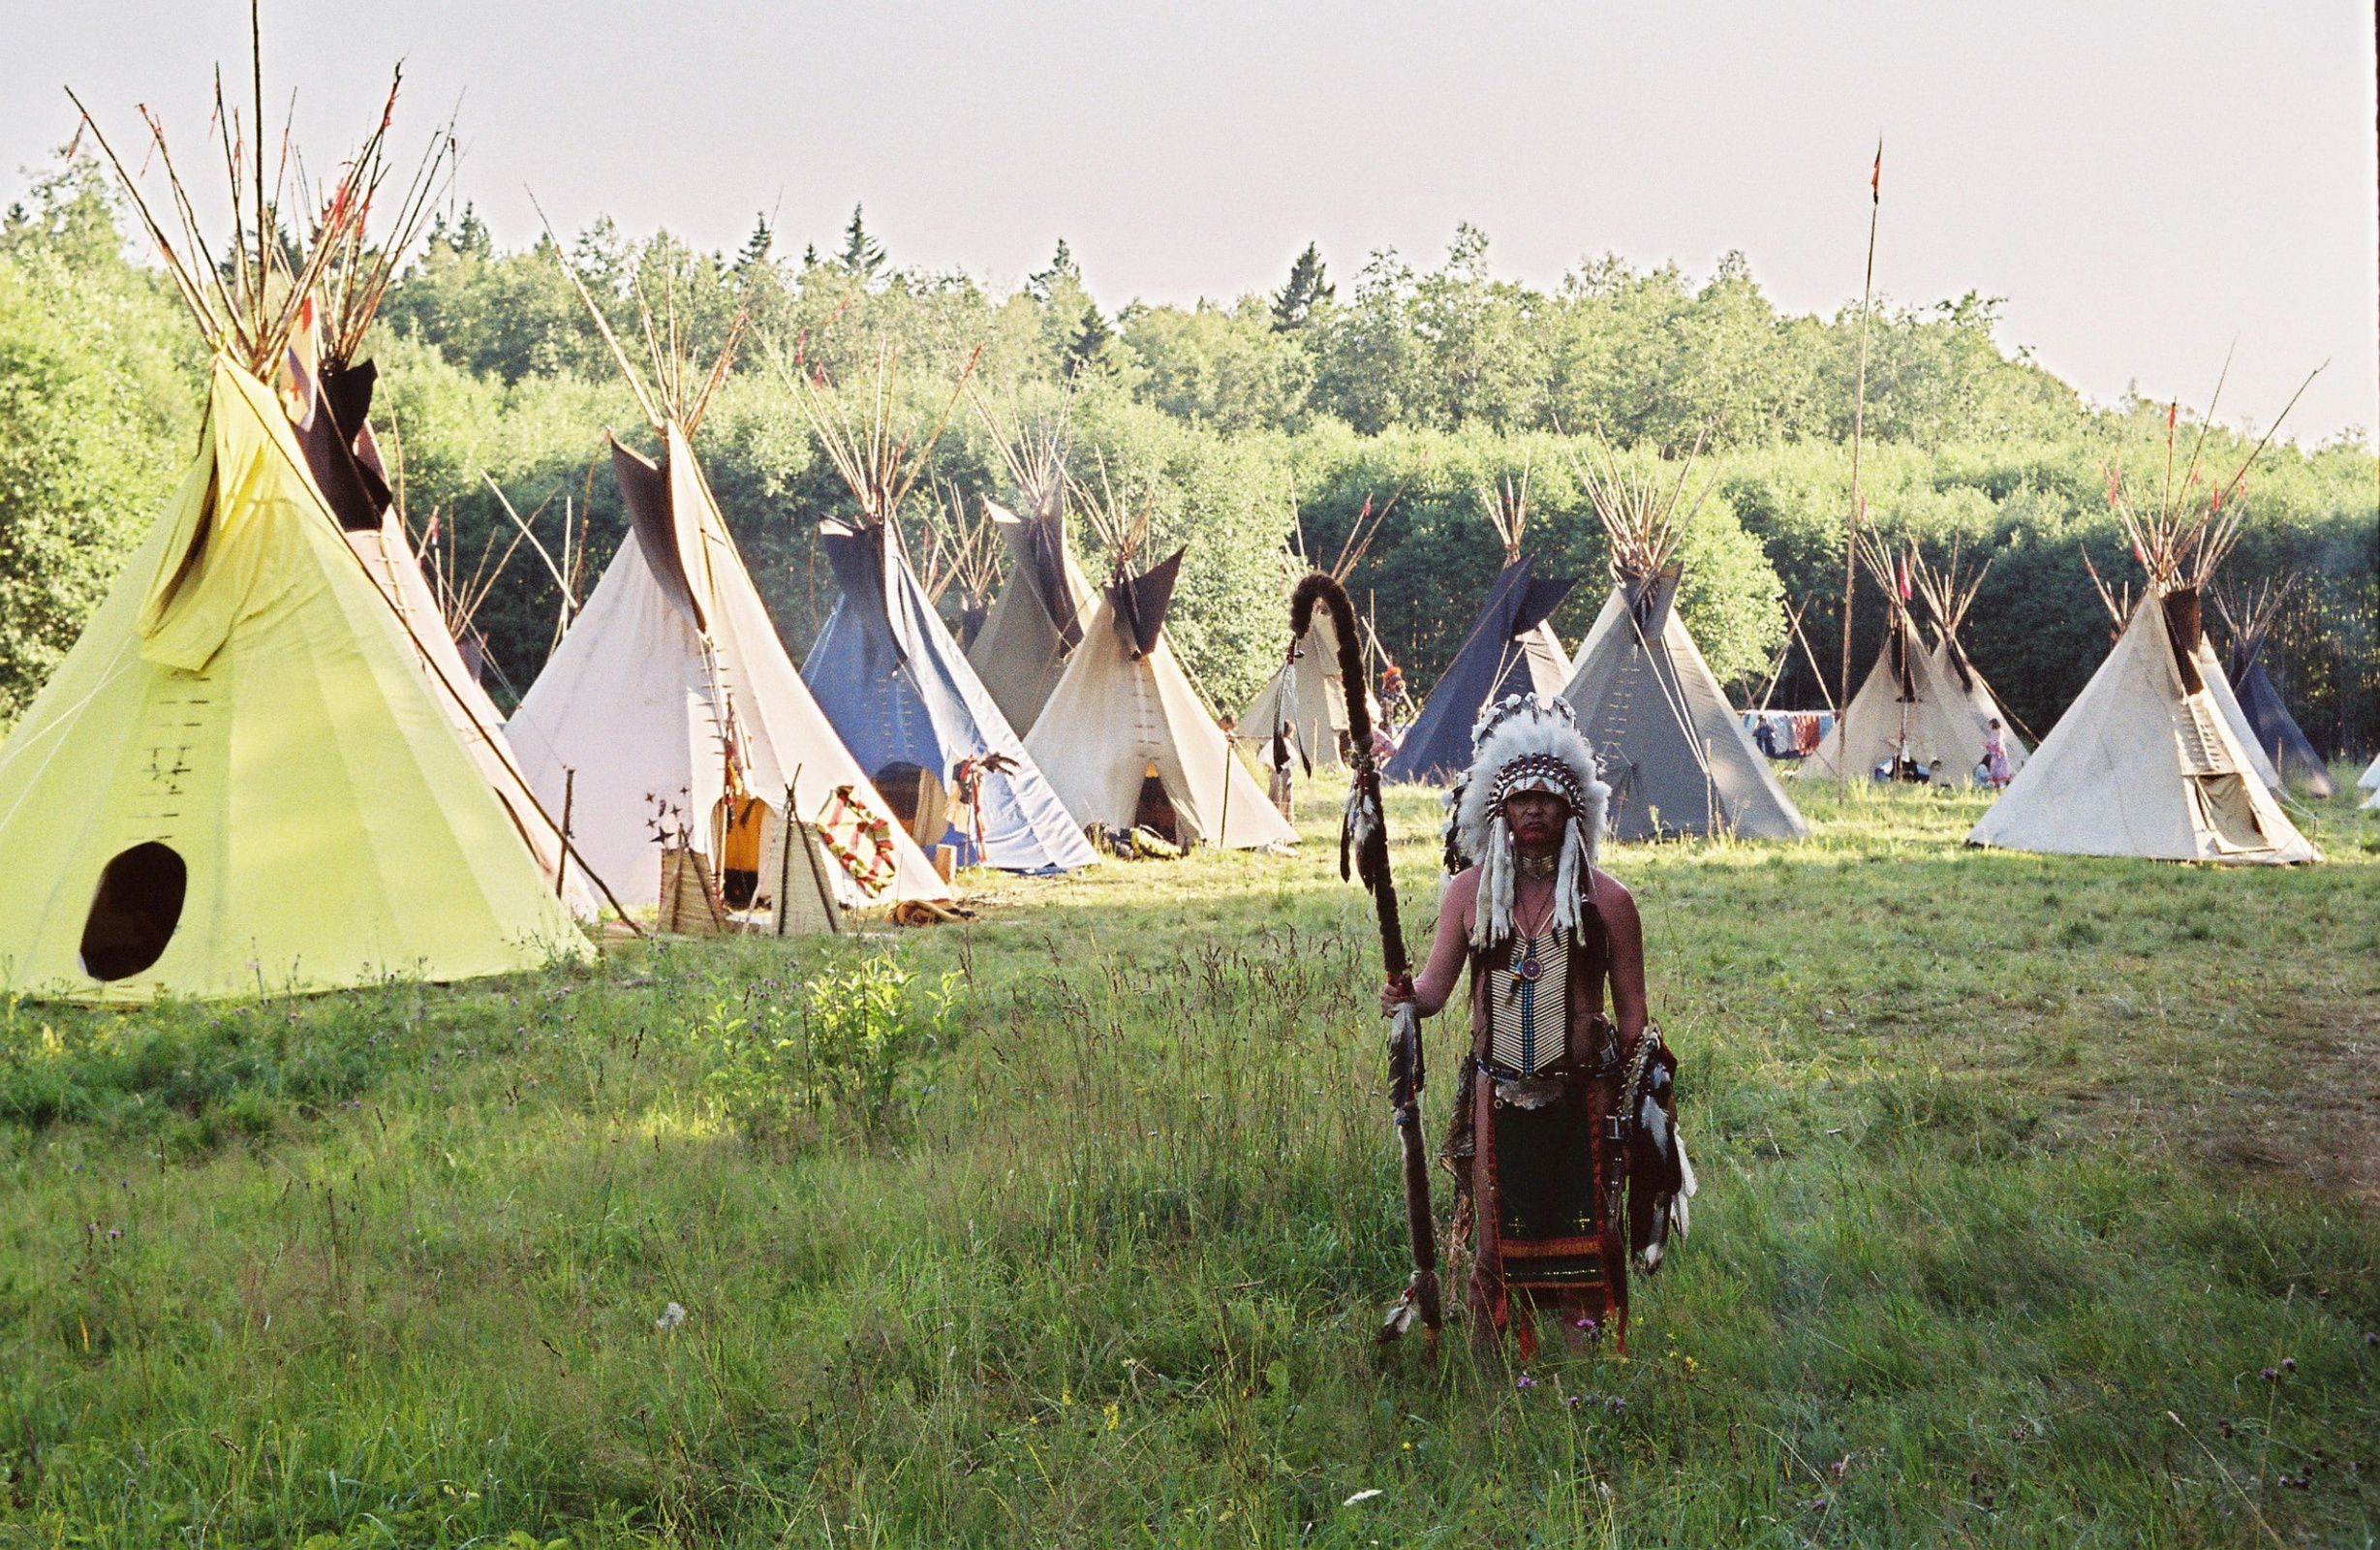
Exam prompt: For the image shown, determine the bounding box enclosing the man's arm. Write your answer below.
[1383,867,1476,1017]
[1594,869,1647,1047]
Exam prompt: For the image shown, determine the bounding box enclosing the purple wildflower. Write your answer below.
[1515,1373,1537,1390]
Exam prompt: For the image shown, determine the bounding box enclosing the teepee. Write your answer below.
[1559,440,1808,841]
[506,266,950,918]
[2361,755,2379,808]
[1025,480,1296,851]
[964,409,1097,733]
[1969,419,2319,864]
[2214,581,2334,797]
[1804,537,1987,786]
[2085,552,2285,797]
[260,115,612,921]
[0,75,590,1000]
[1382,471,1575,784]
[792,347,1097,874]
[1910,548,2028,783]
[1236,498,1389,771]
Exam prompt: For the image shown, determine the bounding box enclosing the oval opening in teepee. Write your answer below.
[78,842,188,981]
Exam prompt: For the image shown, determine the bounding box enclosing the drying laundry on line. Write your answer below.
[1742,710,1834,759]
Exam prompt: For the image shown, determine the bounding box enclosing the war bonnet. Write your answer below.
[1442,693,1608,949]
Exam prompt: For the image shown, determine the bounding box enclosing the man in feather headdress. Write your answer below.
[1383,693,1693,1357]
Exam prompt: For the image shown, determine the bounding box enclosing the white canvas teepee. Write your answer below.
[2082,526,2287,799]
[2194,630,2286,796]
[1973,405,2320,864]
[1805,540,1986,786]
[1966,593,2317,863]
[1235,501,1392,771]
[506,268,949,916]
[1239,612,1350,770]
[1027,545,1297,852]
[1910,551,2028,784]
[1559,441,1808,841]
[510,424,951,914]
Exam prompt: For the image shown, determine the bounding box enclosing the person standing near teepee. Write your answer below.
[1266,722,1298,820]
[1982,719,2013,789]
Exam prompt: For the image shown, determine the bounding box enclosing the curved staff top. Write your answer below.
[804,516,1097,874]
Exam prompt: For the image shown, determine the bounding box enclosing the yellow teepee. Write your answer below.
[0,360,591,1001]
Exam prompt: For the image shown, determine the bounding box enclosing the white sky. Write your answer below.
[9,1,2376,441]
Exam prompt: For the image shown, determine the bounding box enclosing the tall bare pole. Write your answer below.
[251,0,267,344]
[1839,140,1882,798]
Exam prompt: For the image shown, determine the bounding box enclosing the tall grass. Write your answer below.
[1,774,2375,1545]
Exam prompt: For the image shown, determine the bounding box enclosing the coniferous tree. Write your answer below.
[1271,241,1334,330]
[426,202,493,259]
[1028,238,1081,302]
[839,204,885,277]
[1066,301,1114,376]
[735,213,773,273]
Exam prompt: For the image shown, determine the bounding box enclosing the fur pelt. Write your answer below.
[1440,694,1609,947]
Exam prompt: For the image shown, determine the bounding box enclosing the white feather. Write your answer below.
[1553,817,1586,932]
[1673,1133,1696,1239]
[1344,785,1378,850]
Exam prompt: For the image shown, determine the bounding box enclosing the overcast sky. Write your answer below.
[9,2,2375,441]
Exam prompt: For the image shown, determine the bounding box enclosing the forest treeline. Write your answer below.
[3,154,2374,753]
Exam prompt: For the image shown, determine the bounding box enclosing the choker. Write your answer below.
[1517,852,1559,880]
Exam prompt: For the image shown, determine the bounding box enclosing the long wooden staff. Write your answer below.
[1290,574,1441,1342]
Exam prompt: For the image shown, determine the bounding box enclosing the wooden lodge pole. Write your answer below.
[1841,140,1881,798]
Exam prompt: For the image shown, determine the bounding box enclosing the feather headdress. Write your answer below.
[1442,694,1608,948]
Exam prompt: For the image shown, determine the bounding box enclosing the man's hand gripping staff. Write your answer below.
[1288,573,1441,1343]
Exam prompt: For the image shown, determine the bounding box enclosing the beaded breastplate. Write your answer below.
[1488,925,1569,1076]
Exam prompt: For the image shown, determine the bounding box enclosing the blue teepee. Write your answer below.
[2221,583,2334,797]
[804,518,1097,873]
[1384,555,1576,785]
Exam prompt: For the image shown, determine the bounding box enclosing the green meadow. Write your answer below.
[2,775,2376,1548]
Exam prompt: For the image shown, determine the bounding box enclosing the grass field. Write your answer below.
[3,771,2377,1548]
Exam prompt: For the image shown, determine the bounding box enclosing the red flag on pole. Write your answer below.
[1870,143,1882,202]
